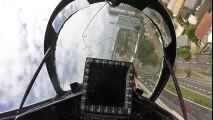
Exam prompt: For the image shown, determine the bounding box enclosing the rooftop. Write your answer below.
[208,33,212,43]
[188,15,197,25]
[195,11,212,40]
[172,0,185,17]
[177,34,190,47]
[181,7,192,20]
[184,0,198,10]
[167,0,176,11]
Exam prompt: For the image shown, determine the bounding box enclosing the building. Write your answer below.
[108,7,135,17]
[188,15,197,25]
[195,11,212,41]
[167,0,177,11]
[201,26,212,44]
[208,33,212,44]
[161,0,177,10]
[172,0,185,17]
[116,14,140,30]
[201,32,212,53]
[183,0,199,10]
[176,35,191,49]
[181,0,199,21]
[175,23,184,37]
[162,0,170,4]
[207,33,212,53]
[181,7,192,21]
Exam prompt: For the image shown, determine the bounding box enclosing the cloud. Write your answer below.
[0,1,117,113]
[55,3,117,90]
[0,0,59,112]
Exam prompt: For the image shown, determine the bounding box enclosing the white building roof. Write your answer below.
[167,0,177,11]
[188,15,197,25]
[208,33,212,43]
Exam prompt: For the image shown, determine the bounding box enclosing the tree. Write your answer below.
[177,48,191,61]
[136,36,159,66]
[185,25,199,45]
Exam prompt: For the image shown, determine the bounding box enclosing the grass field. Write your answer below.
[166,83,212,109]
[175,67,212,80]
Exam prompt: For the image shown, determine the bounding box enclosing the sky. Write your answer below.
[55,2,117,90]
[0,0,165,113]
[0,0,116,112]
[0,0,60,112]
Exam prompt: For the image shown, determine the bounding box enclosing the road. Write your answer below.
[175,61,212,70]
[174,60,212,97]
[140,66,212,97]
[138,77,212,120]
[176,78,212,97]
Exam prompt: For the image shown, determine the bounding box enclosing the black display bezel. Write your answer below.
[81,58,134,116]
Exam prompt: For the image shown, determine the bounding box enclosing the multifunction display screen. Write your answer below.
[85,63,128,107]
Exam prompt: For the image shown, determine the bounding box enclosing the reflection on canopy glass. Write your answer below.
[55,2,164,93]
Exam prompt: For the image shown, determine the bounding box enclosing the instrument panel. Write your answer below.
[80,58,134,119]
